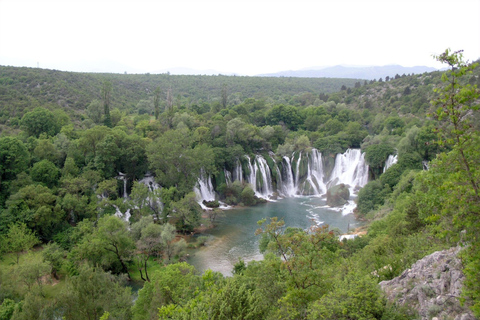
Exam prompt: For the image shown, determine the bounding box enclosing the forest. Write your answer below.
[0,49,479,320]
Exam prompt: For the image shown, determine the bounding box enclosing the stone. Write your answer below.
[379,247,476,320]
[326,183,350,207]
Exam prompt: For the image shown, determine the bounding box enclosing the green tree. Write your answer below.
[58,264,133,320]
[0,136,30,206]
[102,80,113,128]
[20,107,61,138]
[132,263,199,320]
[170,192,202,233]
[423,49,480,316]
[2,185,64,240]
[154,87,161,120]
[364,143,395,179]
[42,242,66,279]
[147,128,215,196]
[30,159,60,188]
[4,222,40,264]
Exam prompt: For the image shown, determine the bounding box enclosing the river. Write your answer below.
[187,196,362,276]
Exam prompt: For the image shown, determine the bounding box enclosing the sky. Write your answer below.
[1,0,479,76]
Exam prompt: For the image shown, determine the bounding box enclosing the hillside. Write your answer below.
[0,65,360,127]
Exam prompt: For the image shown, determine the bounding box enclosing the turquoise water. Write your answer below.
[187,197,362,276]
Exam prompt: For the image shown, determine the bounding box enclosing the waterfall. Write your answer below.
[224,169,232,185]
[117,172,128,199]
[328,149,369,193]
[270,154,284,197]
[194,169,216,203]
[139,174,161,192]
[245,155,256,192]
[219,148,368,201]
[294,152,302,190]
[282,156,296,197]
[233,159,243,183]
[255,155,274,198]
[138,174,164,217]
[114,205,131,222]
[309,149,327,195]
[383,154,398,172]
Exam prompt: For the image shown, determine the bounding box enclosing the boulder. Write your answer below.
[379,247,476,320]
[326,183,350,207]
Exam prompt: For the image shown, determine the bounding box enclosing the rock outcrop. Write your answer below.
[326,183,350,207]
[379,247,476,320]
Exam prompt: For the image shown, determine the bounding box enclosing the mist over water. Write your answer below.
[187,196,362,276]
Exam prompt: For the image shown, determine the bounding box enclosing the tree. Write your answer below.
[147,128,215,196]
[86,99,103,124]
[426,49,480,316]
[58,264,132,320]
[132,263,199,320]
[102,80,113,128]
[221,83,228,109]
[3,184,64,240]
[364,143,395,179]
[135,222,163,282]
[20,107,61,138]
[4,222,40,264]
[96,215,135,278]
[154,87,161,120]
[30,159,60,188]
[0,136,30,206]
[432,48,480,198]
[170,192,202,233]
[42,242,66,279]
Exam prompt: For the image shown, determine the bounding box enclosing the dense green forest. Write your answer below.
[0,49,479,320]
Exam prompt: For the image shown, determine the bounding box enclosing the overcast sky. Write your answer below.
[1,0,479,75]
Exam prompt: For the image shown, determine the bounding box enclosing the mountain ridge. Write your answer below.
[258,65,439,80]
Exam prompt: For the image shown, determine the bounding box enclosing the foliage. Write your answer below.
[3,223,40,264]
[58,264,132,320]
[20,108,61,138]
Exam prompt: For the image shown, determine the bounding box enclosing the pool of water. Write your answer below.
[187,196,362,276]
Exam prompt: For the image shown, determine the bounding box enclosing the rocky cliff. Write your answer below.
[380,247,477,320]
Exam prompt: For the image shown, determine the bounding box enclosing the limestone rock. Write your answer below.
[379,247,476,320]
[326,183,350,207]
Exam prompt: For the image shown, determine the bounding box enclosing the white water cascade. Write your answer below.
[218,149,369,206]
[281,156,296,197]
[383,154,398,172]
[233,159,243,183]
[194,169,216,204]
[117,172,128,199]
[254,155,274,198]
[328,149,369,193]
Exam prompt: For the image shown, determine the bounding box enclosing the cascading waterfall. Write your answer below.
[138,174,163,218]
[224,169,232,186]
[117,172,128,199]
[194,169,216,203]
[281,156,296,197]
[233,159,243,183]
[328,149,368,193]
[139,174,161,192]
[309,149,327,195]
[383,154,398,172]
[220,149,369,202]
[294,152,302,191]
[255,155,274,198]
[270,154,284,197]
[245,155,256,192]
[114,172,130,221]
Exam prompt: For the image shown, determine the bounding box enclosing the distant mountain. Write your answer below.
[153,67,238,76]
[258,65,439,80]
